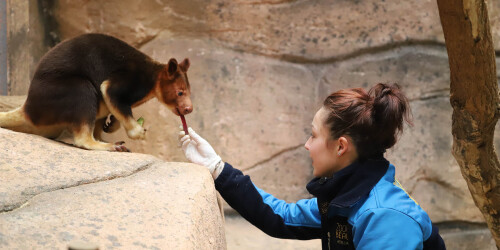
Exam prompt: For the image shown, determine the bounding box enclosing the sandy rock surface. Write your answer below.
[0,127,225,249]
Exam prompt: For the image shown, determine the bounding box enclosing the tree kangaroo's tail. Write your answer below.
[0,107,27,128]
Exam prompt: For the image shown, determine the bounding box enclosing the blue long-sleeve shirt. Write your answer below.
[214,158,445,249]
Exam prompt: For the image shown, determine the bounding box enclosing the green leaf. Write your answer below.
[137,117,145,126]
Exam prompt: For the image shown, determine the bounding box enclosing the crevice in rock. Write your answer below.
[219,39,500,65]
[216,39,448,65]
[245,144,304,172]
[436,220,493,232]
[233,0,300,5]
[0,162,156,214]
[409,89,451,102]
[207,28,245,33]
[408,174,463,199]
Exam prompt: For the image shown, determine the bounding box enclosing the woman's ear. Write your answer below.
[337,136,349,156]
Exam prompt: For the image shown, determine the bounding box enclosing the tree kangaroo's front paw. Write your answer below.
[111,141,130,152]
[126,125,146,139]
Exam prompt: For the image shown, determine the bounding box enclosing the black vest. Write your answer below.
[306,157,446,250]
[307,158,389,250]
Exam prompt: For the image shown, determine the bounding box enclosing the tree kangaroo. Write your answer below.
[0,33,193,152]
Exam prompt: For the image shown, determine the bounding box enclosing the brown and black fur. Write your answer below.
[0,33,192,151]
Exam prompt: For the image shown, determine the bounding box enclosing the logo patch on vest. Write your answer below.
[329,216,354,250]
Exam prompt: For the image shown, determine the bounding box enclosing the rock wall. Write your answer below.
[3,0,500,247]
[0,125,226,249]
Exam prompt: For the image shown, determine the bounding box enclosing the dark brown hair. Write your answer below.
[322,83,412,159]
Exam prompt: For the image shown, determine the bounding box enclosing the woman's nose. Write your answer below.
[304,138,310,151]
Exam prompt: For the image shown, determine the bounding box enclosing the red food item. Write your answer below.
[180,114,188,135]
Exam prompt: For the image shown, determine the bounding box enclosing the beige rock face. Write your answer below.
[246,147,314,201]
[0,95,25,111]
[317,45,450,101]
[0,128,225,249]
[51,0,500,60]
[0,128,159,212]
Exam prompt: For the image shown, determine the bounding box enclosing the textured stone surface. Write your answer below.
[439,222,497,250]
[202,0,445,61]
[0,128,225,249]
[0,163,225,249]
[245,146,313,202]
[0,128,159,212]
[52,0,500,61]
[0,95,25,111]
[225,214,320,250]
[317,45,450,101]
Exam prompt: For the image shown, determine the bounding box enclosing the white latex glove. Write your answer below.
[179,127,224,179]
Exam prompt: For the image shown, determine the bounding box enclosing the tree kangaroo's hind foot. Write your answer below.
[73,123,130,152]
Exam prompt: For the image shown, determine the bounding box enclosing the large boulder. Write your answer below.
[0,127,225,249]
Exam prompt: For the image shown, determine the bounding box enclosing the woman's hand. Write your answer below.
[178,127,224,179]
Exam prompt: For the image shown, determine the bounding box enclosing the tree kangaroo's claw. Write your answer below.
[112,141,130,152]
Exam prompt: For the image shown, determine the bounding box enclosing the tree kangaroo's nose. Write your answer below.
[183,106,193,115]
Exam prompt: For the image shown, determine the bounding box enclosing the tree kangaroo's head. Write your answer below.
[156,58,193,116]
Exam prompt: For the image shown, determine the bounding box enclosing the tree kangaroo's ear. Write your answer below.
[167,58,178,80]
[179,58,190,72]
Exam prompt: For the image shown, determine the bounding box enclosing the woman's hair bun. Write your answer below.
[368,83,413,150]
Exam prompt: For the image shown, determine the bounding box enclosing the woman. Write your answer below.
[179,83,446,249]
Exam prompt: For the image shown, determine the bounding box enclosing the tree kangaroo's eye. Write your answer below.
[178,91,183,96]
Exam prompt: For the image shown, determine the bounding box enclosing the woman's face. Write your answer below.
[304,107,339,177]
